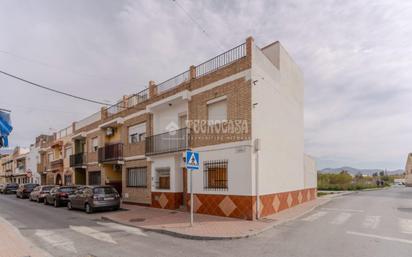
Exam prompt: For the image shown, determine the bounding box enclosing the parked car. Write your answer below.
[67,186,120,213]
[29,185,54,203]
[16,183,39,198]
[44,186,77,207]
[1,183,19,194]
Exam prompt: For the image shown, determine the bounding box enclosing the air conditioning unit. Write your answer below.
[106,127,114,136]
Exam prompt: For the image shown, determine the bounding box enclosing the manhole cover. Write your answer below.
[129,218,146,222]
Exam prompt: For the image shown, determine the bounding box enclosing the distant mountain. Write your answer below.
[319,166,404,176]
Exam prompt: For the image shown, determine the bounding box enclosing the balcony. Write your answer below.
[70,153,87,168]
[49,159,63,171]
[145,128,189,156]
[37,164,46,174]
[98,143,124,163]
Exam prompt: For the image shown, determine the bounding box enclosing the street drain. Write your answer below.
[129,218,146,222]
[169,211,178,214]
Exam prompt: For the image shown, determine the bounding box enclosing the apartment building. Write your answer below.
[34,37,317,220]
[0,147,31,184]
[404,153,412,186]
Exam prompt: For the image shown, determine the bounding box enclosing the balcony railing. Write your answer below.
[145,128,189,156]
[98,143,124,163]
[157,70,190,94]
[49,159,63,170]
[195,43,246,77]
[70,153,87,167]
[106,89,149,118]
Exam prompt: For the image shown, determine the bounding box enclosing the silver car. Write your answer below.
[67,186,120,213]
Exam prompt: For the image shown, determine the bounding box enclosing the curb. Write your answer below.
[100,197,337,241]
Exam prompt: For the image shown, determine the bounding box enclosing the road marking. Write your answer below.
[35,229,77,253]
[322,207,364,213]
[362,216,381,229]
[347,231,412,245]
[96,222,147,237]
[399,218,412,234]
[70,225,117,244]
[330,212,352,225]
[301,211,328,222]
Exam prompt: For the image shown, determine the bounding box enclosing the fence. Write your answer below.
[196,43,246,77]
[157,70,190,94]
[74,111,101,131]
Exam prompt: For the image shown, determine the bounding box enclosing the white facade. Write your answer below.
[149,40,317,199]
[26,145,41,184]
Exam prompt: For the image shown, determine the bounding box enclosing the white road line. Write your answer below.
[347,231,412,245]
[70,225,117,244]
[322,207,364,213]
[35,229,77,253]
[97,222,147,237]
[362,216,381,229]
[301,211,328,222]
[330,212,352,225]
[399,218,412,234]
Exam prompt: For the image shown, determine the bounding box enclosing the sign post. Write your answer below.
[185,150,199,226]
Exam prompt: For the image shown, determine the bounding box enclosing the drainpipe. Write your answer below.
[254,138,261,220]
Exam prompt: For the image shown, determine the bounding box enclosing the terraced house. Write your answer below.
[35,37,317,220]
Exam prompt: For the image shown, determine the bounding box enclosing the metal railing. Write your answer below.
[98,143,124,163]
[157,70,190,94]
[203,160,228,191]
[145,128,189,156]
[74,111,101,131]
[106,88,150,118]
[196,43,246,77]
[56,125,73,139]
[69,153,87,167]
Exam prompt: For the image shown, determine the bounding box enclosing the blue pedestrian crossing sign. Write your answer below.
[186,151,199,170]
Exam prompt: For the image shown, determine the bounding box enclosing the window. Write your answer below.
[127,167,147,187]
[64,147,72,158]
[128,123,146,144]
[48,152,53,162]
[203,160,228,190]
[156,168,170,189]
[64,175,72,185]
[207,97,227,123]
[91,137,99,152]
[89,171,101,185]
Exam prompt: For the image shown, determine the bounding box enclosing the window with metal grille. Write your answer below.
[88,171,101,185]
[203,160,228,190]
[127,167,147,188]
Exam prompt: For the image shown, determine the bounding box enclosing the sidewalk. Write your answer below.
[101,194,340,240]
[0,217,51,257]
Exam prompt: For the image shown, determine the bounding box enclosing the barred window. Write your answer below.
[204,160,228,190]
[89,171,101,185]
[127,167,147,188]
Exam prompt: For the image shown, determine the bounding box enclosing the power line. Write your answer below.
[171,0,225,50]
[0,49,134,84]
[0,70,110,106]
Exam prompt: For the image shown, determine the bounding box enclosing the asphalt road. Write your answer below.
[0,187,412,257]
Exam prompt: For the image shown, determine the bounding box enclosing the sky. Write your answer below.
[1,0,411,170]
